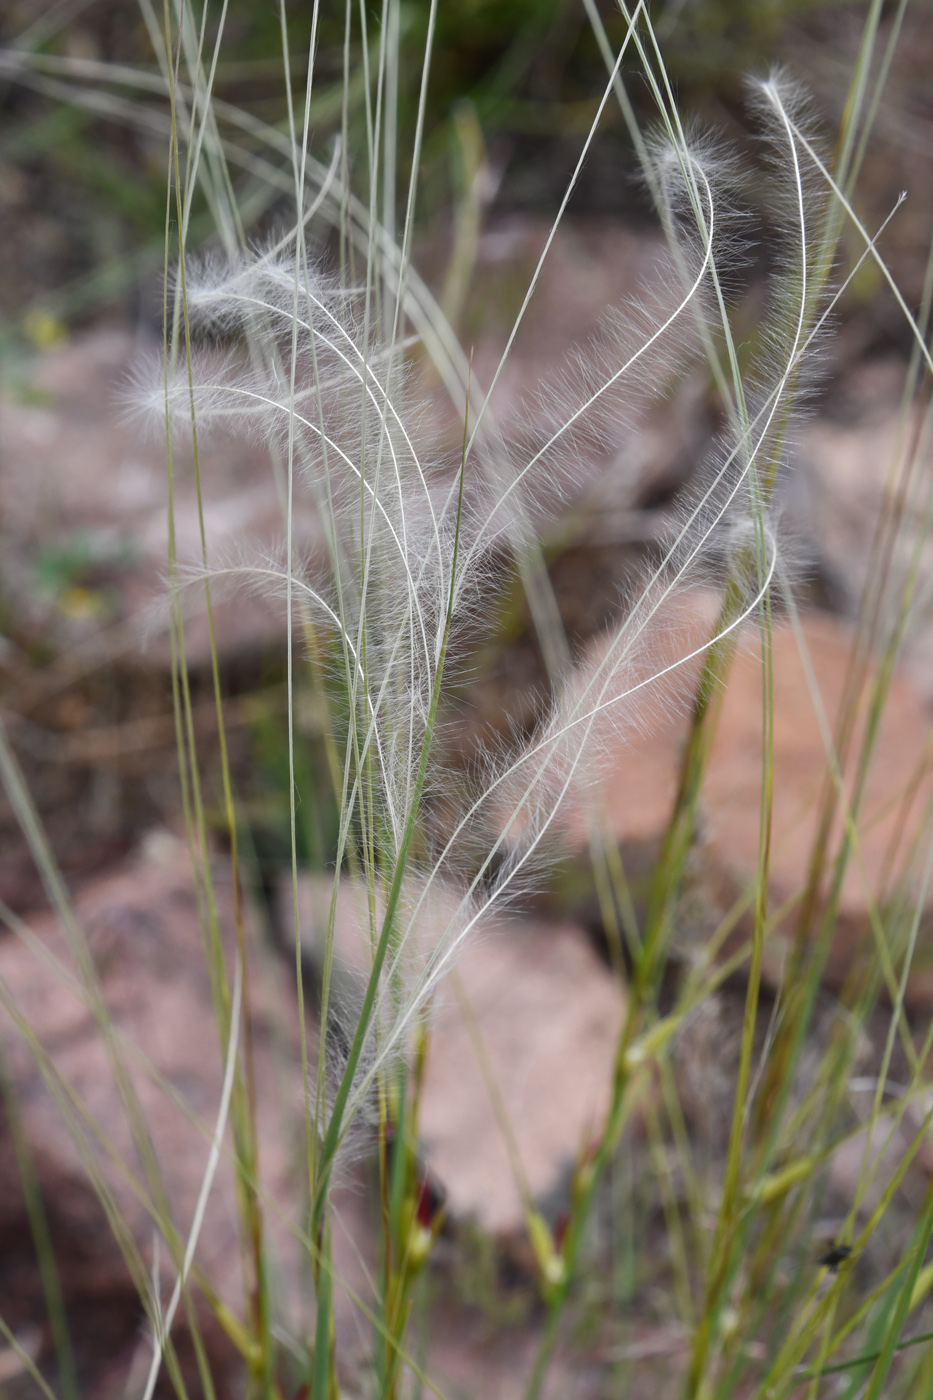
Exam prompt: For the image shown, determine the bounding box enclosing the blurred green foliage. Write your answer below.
[0,0,845,331]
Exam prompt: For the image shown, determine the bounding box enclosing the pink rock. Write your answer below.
[569,602,933,999]
[466,218,670,426]
[0,332,320,668]
[0,833,308,1393]
[703,612,933,994]
[419,915,624,1235]
[286,874,625,1236]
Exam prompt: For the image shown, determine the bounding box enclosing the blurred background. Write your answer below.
[2,0,932,909]
[3,3,933,1396]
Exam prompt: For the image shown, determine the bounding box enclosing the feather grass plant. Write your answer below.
[3,0,933,1397]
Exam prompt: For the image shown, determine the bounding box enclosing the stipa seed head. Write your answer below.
[144,82,834,1145]
[486,582,723,863]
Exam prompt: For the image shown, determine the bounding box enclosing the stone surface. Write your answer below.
[828,1099,933,1219]
[0,331,319,669]
[417,214,712,551]
[789,357,933,705]
[538,601,933,999]
[419,915,624,1235]
[466,218,668,419]
[286,873,625,1236]
[793,359,932,596]
[0,832,310,1395]
[702,612,933,993]
[421,1311,608,1400]
[469,218,711,546]
[547,590,719,857]
[0,222,698,687]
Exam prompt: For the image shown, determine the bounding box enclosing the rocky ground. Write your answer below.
[2,214,933,1397]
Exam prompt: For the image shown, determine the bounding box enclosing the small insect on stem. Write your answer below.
[817,1242,853,1273]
